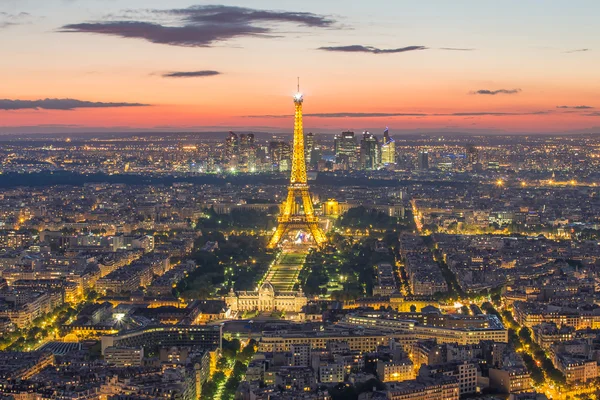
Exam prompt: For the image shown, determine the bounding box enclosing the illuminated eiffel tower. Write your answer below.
[267,82,327,249]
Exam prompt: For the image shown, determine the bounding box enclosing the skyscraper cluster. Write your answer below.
[225,132,257,172]
[333,128,396,171]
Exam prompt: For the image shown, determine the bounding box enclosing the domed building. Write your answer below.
[226,282,307,313]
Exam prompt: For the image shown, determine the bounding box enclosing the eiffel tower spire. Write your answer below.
[267,85,327,249]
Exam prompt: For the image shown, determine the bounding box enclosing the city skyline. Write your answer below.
[3,3,600,399]
[1,0,600,134]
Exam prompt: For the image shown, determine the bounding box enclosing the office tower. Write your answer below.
[239,133,248,171]
[268,141,292,172]
[225,131,239,170]
[306,132,322,168]
[466,145,478,164]
[239,133,247,152]
[238,133,255,172]
[254,145,269,172]
[239,133,255,157]
[267,89,327,249]
[360,131,381,170]
[334,131,358,168]
[247,147,257,172]
[418,150,429,171]
[381,127,396,165]
[305,132,314,165]
[309,146,322,168]
[225,131,239,158]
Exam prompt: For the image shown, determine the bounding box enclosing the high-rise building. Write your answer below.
[225,131,239,170]
[466,145,478,164]
[239,133,255,157]
[360,131,381,170]
[305,132,314,165]
[334,131,358,168]
[254,145,269,172]
[247,148,257,172]
[268,141,292,172]
[310,146,322,168]
[238,133,255,172]
[381,127,396,165]
[418,150,429,171]
[225,131,239,158]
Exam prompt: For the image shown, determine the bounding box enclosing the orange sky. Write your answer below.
[1,0,599,134]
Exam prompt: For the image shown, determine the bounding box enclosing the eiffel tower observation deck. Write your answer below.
[267,84,327,250]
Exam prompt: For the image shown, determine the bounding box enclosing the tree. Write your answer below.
[85,289,99,301]
[213,371,226,383]
[237,339,257,364]
[329,383,358,400]
[232,361,246,379]
[223,338,241,354]
[217,357,230,371]
[533,349,546,361]
[521,353,545,385]
[338,206,399,230]
[508,328,523,351]
[502,310,518,327]
[546,367,567,386]
[202,381,217,398]
[519,327,532,343]
[481,302,501,319]
[224,376,242,399]
[491,292,502,306]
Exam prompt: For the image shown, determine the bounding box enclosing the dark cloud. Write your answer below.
[318,45,427,54]
[246,110,550,118]
[471,89,522,95]
[0,98,150,111]
[439,47,475,51]
[60,21,269,47]
[162,70,220,78]
[0,11,31,29]
[168,5,334,27]
[585,112,600,117]
[60,5,335,47]
[557,105,594,109]
[564,48,590,53]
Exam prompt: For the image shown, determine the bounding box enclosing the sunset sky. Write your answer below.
[1,0,599,134]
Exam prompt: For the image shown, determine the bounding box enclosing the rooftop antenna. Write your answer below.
[297,77,300,93]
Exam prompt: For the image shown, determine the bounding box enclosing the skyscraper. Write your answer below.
[225,131,239,170]
[334,131,358,168]
[305,132,314,166]
[226,131,238,156]
[238,133,255,172]
[418,150,429,171]
[381,127,396,165]
[360,131,381,170]
[466,145,478,165]
[269,141,292,172]
[239,133,254,153]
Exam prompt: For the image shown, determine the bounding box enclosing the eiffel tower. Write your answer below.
[267,82,327,249]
